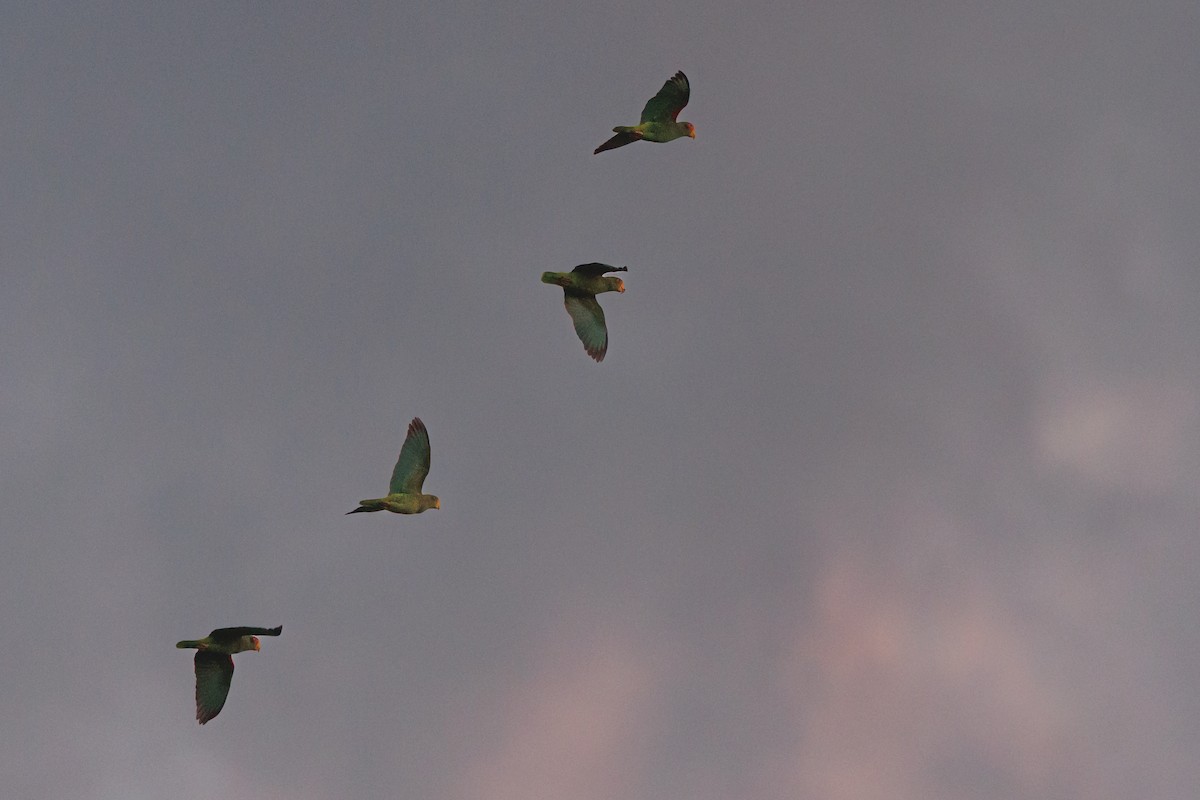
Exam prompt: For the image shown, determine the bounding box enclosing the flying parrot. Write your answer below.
[541,263,628,362]
[175,625,282,724]
[347,417,441,515]
[594,71,695,154]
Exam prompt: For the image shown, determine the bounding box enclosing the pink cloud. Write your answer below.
[453,618,663,800]
[759,505,1101,800]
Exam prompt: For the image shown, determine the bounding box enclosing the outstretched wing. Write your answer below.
[389,417,431,495]
[640,71,689,124]
[564,294,609,362]
[208,626,283,642]
[594,129,642,154]
[194,651,234,724]
[571,263,627,278]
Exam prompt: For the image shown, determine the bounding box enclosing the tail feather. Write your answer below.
[175,640,200,649]
[345,506,375,514]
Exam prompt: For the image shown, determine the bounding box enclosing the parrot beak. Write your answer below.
[689,130,696,139]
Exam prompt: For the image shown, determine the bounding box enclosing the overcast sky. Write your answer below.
[4,2,1200,799]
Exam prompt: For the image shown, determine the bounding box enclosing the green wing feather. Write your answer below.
[389,418,431,495]
[640,71,690,124]
[194,651,234,724]
[564,294,609,362]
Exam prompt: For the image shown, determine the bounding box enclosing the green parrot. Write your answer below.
[347,417,441,515]
[175,625,282,724]
[541,263,628,362]
[594,71,695,154]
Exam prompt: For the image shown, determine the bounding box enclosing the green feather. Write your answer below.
[640,71,690,124]
[564,296,608,361]
[194,652,234,725]
[388,418,431,495]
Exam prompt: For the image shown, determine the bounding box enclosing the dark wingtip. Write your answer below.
[593,131,640,154]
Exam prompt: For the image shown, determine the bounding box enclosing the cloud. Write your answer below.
[1036,378,1197,493]
[753,485,1113,800]
[452,617,663,800]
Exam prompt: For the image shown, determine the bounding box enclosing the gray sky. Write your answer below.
[4,2,1199,798]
